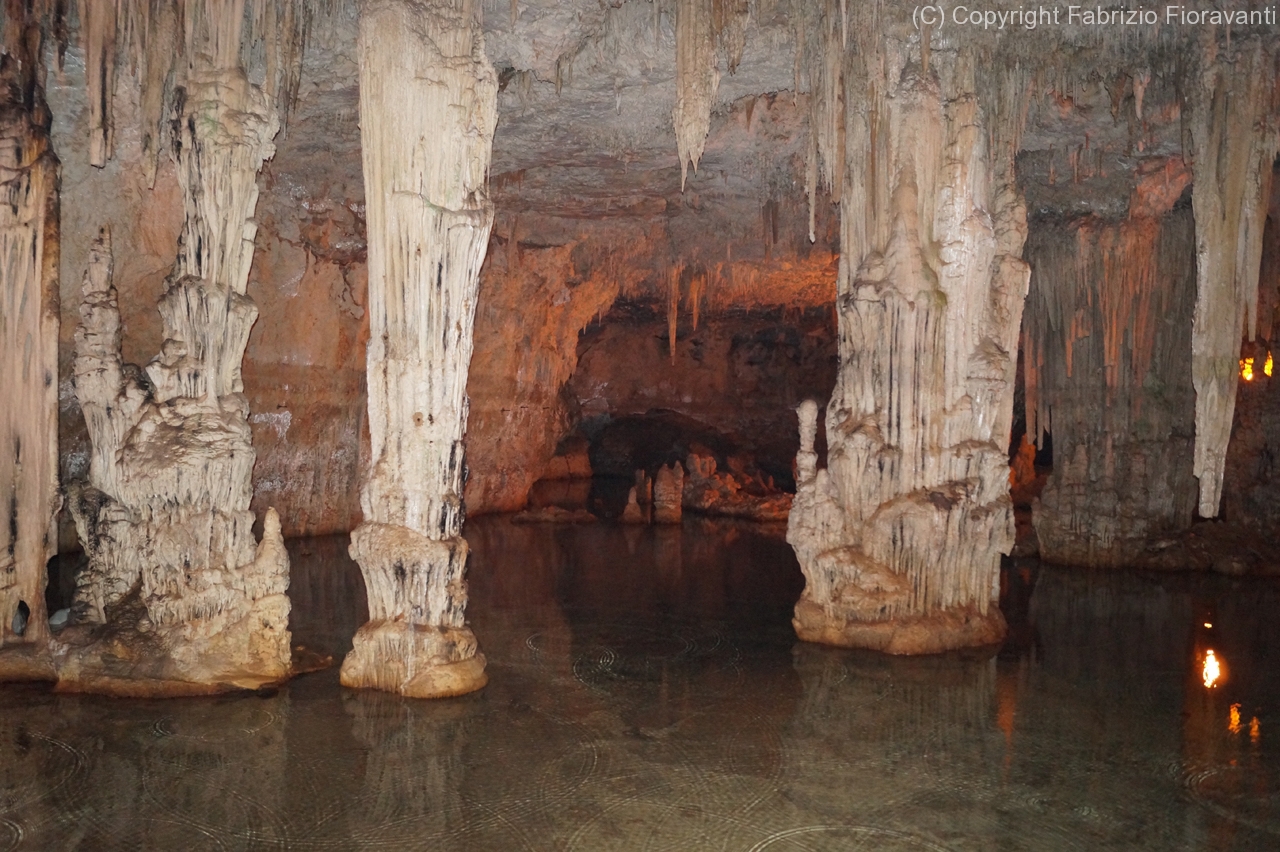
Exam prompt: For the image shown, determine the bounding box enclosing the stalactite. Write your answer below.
[686,269,705,330]
[711,0,747,74]
[787,28,1031,653]
[667,262,683,363]
[673,0,718,189]
[1186,37,1280,517]
[340,0,497,699]
[83,0,117,166]
[57,4,292,695]
[0,35,59,661]
[803,0,841,242]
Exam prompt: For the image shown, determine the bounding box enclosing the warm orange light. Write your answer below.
[1230,703,1242,733]
[1204,622,1213,628]
[1203,649,1222,688]
[1251,717,1261,744]
[1241,357,1255,381]
[1267,352,1274,378]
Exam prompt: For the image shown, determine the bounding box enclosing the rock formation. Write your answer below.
[786,17,1029,653]
[682,453,791,522]
[1024,185,1199,567]
[340,0,497,698]
[57,5,293,695]
[0,27,59,668]
[652,462,684,524]
[1185,37,1280,518]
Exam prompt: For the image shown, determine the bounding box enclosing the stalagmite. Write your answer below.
[1186,38,1280,517]
[653,462,684,524]
[340,0,498,699]
[0,32,60,670]
[58,5,292,695]
[787,29,1030,653]
[621,487,646,524]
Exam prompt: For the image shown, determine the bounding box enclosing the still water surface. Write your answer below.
[0,516,1276,850]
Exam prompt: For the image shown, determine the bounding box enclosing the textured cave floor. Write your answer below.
[2,518,1279,851]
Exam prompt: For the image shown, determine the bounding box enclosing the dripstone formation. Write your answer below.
[339,0,498,698]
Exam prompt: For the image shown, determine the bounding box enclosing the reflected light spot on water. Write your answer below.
[1203,649,1222,688]
[1230,704,1242,734]
[1251,717,1261,745]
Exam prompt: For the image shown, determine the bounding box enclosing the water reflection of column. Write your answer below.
[1026,568,1208,840]
[786,644,998,827]
[39,695,291,847]
[343,691,470,846]
[652,524,685,601]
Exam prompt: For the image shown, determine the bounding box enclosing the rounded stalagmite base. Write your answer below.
[793,599,1007,655]
[0,643,57,683]
[46,593,295,698]
[340,621,488,698]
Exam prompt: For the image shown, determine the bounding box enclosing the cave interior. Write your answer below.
[0,0,1279,848]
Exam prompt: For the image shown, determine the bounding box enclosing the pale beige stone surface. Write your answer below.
[340,0,498,698]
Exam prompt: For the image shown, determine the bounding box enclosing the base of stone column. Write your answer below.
[1,592,295,698]
[793,598,1007,655]
[0,643,58,683]
[340,621,487,698]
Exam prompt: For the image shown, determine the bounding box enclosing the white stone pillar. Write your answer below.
[61,10,291,695]
[1186,38,1279,518]
[787,44,1029,654]
[0,43,59,659]
[340,0,497,698]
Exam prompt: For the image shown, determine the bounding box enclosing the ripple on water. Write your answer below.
[747,824,955,852]
[1185,764,1280,836]
[0,818,20,852]
[0,732,86,816]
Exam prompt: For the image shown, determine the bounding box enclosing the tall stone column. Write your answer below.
[60,11,291,695]
[787,39,1029,653]
[0,31,59,663]
[1185,37,1279,518]
[340,0,497,698]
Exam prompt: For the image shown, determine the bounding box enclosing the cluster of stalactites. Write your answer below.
[796,0,897,244]
[32,0,330,178]
[671,0,750,189]
[1186,36,1280,518]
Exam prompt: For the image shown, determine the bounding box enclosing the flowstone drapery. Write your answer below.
[340,0,498,698]
[787,35,1029,653]
[0,35,59,671]
[59,11,291,696]
[1024,204,1198,567]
